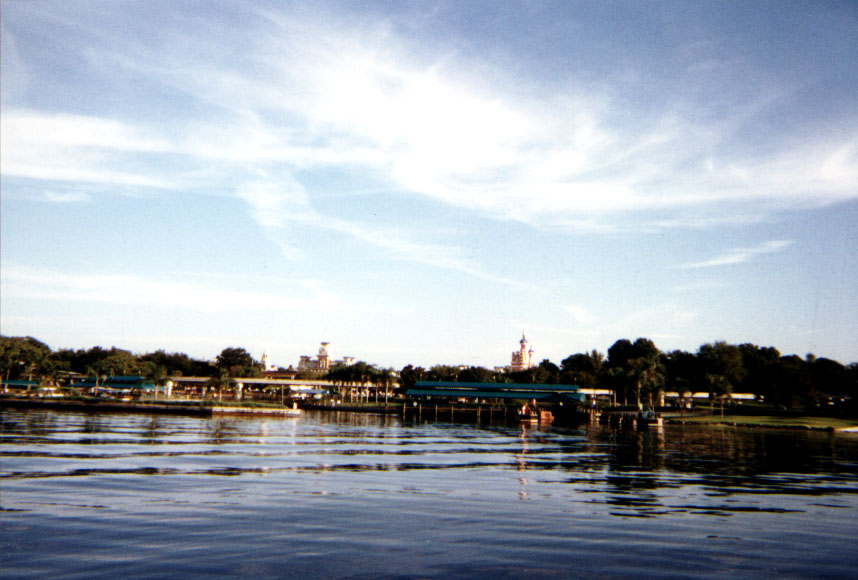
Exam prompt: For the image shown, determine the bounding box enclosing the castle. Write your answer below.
[298,342,355,372]
[510,334,535,371]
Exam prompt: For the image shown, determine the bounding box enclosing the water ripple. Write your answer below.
[2,409,857,580]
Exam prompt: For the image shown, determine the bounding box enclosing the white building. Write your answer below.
[260,350,278,372]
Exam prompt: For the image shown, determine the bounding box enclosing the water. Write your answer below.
[2,409,857,579]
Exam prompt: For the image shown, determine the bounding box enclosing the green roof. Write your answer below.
[407,381,585,402]
[1,380,40,388]
[73,376,156,389]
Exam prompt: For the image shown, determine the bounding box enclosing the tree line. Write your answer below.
[325,361,397,403]
[0,337,261,385]
[2,334,856,412]
[400,338,857,412]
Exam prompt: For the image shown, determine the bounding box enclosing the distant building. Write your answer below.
[298,342,355,373]
[260,350,277,372]
[260,349,296,379]
[510,334,535,371]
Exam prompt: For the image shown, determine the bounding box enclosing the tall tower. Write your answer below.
[511,333,535,371]
[318,342,330,370]
[261,350,272,371]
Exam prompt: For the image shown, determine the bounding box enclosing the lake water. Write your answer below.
[2,408,857,579]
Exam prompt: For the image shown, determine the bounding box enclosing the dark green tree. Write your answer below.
[140,350,214,377]
[207,368,231,401]
[1,336,52,381]
[606,339,636,369]
[698,341,745,415]
[98,348,140,376]
[603,338,662,408]
[625,355,665,411]
[810,357,849,401]
[738,344,780,401]
[458,366,495,383]
[561,350,603,388]
[426,365,460,382]
[397,364,425,394]
[537,359,561,384]
[771,355,812,410]
[371,367,396,402]
[215,347,260,378]
[663,349,701,412]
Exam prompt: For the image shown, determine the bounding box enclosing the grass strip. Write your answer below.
[668,414,858,430]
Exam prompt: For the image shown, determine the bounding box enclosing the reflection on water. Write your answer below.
[2,409,857,580]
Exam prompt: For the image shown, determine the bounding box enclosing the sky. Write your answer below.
[2,0,857,369]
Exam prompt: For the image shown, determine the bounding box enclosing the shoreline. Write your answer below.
[664,414,858,432]
[0,397,304,418]
[0,397,212,416]
[3,397,857,432]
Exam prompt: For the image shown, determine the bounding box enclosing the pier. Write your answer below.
[598,410,663,429]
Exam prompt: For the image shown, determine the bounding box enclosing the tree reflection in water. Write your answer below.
[564,424,858,517]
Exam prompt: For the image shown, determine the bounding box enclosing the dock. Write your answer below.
[212,405,302,417]
[599,410,663,429]
[1,397,301,418]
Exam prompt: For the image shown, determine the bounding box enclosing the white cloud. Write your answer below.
[3,111,169,151]
[564,305,598,326]
[618,304,700,330]
[1,264,342,314]
[3,5,856,275]
[527,302,702,360]
[235,175,535,288]
[40,190,93,203]
[235,177,314,231]
[677,240,794,269]
[0,110,177,188]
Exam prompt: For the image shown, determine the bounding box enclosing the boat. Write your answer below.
[519,407,554,424]
[637,410,663,429]
[519,412,538,423]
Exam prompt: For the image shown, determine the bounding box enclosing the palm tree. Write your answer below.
[599,367,626,406]
[349,361,372,404]
[588,350,605,374]
[38,359,59,389]
[86,364,107,390]
[705,373,732,416]
[698,342,745,416]
[326,363,356,402]
[625,356,665,411]
[207,368,230,401]
[375,368,395,405]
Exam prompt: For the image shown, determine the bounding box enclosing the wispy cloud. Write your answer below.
[563,305,599,326]
[7,8,855,227]
[0,111,178,188]
[3,4,856,281]
[235,176,536,288]
[1,264,342,314]
[676,240,794,269]
[39,190,93,203]
[535,303,702,356]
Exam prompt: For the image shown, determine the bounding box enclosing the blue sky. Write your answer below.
[2,0,857,369]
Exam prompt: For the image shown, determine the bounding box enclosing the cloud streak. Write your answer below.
[676,240,794,269]
[1,264,342,314]
[2,3,857,366]
[5,6,857,234]
[0,111,177,188]
[235,176,535,288]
